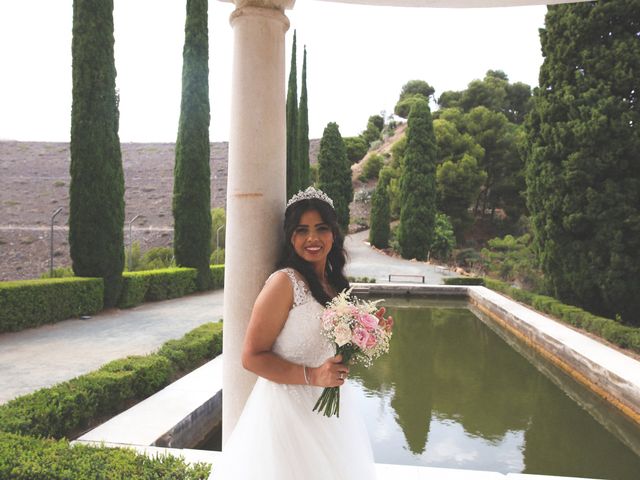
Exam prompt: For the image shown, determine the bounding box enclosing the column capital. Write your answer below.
[221,0,295,11]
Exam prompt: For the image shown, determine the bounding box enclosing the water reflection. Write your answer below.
[350,304,640,479]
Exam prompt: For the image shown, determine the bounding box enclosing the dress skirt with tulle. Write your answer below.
[210,269,376,480]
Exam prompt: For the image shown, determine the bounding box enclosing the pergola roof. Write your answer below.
[314,0,588,6]
[219,0,589,10]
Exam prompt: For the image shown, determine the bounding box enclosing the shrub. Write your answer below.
[210,264,225,289]
[343,136,368,163]
[40,267,75,279]
[348,276,376,283]
[0,432,211,479]
[430,213,456,261]
[0,278,103,333]
[444,277,484,286]
[362,153,384,180]
[210,247,225,265]
[140,246,175,270]
[158,322,223,373]
[0,323,222,440]
[117,268,197,309]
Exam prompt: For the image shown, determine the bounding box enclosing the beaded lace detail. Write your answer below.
[269,268,334,370]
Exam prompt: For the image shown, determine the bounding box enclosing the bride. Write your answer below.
[211,187,376,479]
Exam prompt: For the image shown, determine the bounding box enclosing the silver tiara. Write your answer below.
[286,186,334,209]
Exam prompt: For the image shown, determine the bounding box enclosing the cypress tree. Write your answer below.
[318,122,352,231]
[173,0,212,290]
[286,31,299,198]
[70,0,124,307]
[526,0,640,324]
[397,98,437,260]
[297,46,310,189]
[369,168,391,248]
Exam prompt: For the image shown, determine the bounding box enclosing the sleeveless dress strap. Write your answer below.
[268,268,309,308]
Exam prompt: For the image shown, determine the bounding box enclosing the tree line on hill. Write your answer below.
[66,0,639,326]
[362,0,639,326]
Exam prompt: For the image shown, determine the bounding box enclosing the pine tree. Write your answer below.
[397,98,437,260]
[318,122,352,231]
[286,31,299,198]
[69,0,124,307]
[369,168,391,248]
[526,0,640,324]
[173,0,212,290]
[297,46,310,189]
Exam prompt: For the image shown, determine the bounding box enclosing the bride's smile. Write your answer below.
[291,209,334,270]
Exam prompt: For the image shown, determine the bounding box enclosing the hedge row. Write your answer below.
[443,277,485,286]
[0,278,103,333]
[0,432,211,479]
[118,265,224,308]
[117,267,197,308]
[0,265,226,332]
[484,278,640,354]
[0,322,223,439]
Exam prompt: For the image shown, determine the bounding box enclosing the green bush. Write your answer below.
[118,268,197,308]
[210,247,225,265]
[362,153,384,180]
[158,322,223,373]
[347,276,377,284]
[484,278,640,355]
[39,267,75,279]
[444,277,485,286]
[0,278,103,333]
[0,432,211,479]
[0,323,223,439]
[210,264,224,289]
[343,136,369,163]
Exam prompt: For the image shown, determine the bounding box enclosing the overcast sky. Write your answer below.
[0,0,547,143]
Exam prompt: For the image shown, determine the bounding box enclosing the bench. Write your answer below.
[388,274,425,283]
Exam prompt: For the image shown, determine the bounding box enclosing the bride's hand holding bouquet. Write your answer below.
[312,288,394,417]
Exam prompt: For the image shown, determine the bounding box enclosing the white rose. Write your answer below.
[334,323,352,347]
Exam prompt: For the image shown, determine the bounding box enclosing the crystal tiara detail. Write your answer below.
[286,186,334,209]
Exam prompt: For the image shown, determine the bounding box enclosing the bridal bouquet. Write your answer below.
[313,288,393,417]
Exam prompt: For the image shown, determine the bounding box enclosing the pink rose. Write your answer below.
[365,332,378,349]
[352,327,370,350]
[358,313,379,330]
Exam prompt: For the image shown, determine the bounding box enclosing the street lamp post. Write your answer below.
[128,215,140,271]
[50,207,63,276]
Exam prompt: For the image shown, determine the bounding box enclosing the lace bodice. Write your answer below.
[269,268,335,368]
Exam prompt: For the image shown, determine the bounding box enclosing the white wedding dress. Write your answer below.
[211,268,376,480]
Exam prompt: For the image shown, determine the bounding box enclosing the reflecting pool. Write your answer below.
[349,299,640,479]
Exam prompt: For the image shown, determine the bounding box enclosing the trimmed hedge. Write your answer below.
[0,278,103,333]
[443,277,485,286]
[485,278,640,354]
[0,322,223,439]
[0,432,211,479]
[118,267,196,308]
[210,264,224,289]
[118,265,225,309]
[1,266,225,331]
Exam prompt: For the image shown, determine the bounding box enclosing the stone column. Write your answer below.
[223,1,292,442]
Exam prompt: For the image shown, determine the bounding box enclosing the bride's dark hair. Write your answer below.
[276,198,349,305]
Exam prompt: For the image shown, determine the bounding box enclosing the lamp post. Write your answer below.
[128,215,140,271]
[50,207,63,276]
[216,225,224,265]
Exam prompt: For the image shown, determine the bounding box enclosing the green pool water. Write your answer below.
[349,299,640,479]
